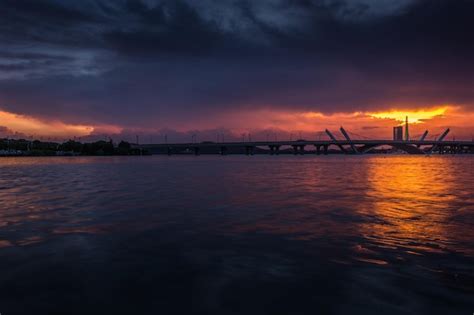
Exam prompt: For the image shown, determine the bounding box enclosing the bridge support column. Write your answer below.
[299,145,305,155]
[193,147,200,156]
[220,146,227,155]
[315,145,320,155]
[292,145,299,155]
[291,145,304,155]
[269,145,280,155]
[245,146,254,155]
[323,145,328,155]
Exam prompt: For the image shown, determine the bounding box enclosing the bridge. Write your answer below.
[137,128,474,155]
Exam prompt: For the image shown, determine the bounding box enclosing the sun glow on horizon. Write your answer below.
[368,107,449,124]
[1,104,473,141]
[0,110,95,138]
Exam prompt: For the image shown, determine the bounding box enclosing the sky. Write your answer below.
[1,0,473,142]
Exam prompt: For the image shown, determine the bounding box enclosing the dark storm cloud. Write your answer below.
[1,0,474,127]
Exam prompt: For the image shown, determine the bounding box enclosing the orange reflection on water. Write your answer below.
[221,156,474,261]
[359,156,456,254]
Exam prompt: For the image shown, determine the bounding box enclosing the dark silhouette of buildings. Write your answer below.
[393,126,403,141]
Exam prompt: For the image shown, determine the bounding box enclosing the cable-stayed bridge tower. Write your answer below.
[405,116,410,141]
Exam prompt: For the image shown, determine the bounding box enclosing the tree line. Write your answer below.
[0,139,147,156]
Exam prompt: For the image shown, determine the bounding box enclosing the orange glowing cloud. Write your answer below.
[194,105,473,140]
[1,104,473,142]
[367,106,450,124]
[0,110,121,138]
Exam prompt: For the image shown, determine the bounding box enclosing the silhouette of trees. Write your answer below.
[117,141,132,155]
[60,140,83,153]
[81,140,114,155]
[0,138,144,156]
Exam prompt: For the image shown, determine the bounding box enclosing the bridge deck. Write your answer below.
[139,139,474,148]
[134,139,474,155]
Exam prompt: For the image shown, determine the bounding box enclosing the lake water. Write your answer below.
[0,155,473,314]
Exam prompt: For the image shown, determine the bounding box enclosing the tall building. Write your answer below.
[405,116,409,141]
[393,126,403,141]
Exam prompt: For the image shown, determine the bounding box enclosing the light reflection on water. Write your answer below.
[1,155,474,255]
[220,156,474,256]
[362,158,457,255]
[0,155,473,314]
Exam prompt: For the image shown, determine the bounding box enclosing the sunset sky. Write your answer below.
[1,0,473,142]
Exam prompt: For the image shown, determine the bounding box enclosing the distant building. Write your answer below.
[393,126,403,141]
[405,116,409,141]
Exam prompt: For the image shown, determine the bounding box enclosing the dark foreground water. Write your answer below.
[0,155,473,315]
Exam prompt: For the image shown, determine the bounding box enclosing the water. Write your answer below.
[0,155,473,314]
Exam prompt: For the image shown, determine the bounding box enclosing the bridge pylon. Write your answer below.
[325,129,347,153]
[340,127,359,154]
[428,128,450,154]
[419,130,429,141]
